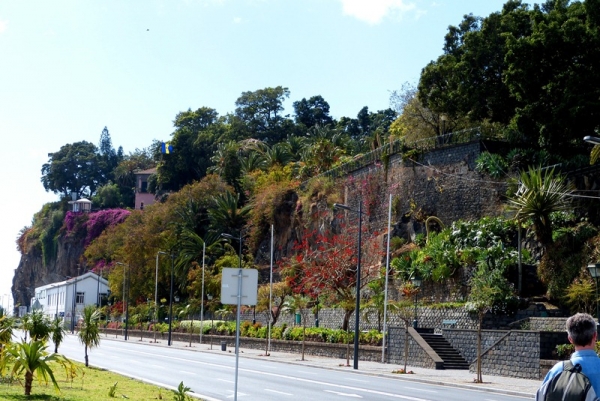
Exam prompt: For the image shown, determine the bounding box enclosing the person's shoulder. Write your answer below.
[543,361,564,383]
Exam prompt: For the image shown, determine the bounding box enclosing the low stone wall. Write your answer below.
[386,326,439,369]
[101,328,382,362]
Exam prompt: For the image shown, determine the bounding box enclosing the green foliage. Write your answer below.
[78,305,101,367]
[563,276,596,315]
[24,310,52,342]
[51,317,67,353]
[506,166,573,245]
[0,339,73,396]
[475,152,508,178]
[172,381,192,401]
[108,381,118,398]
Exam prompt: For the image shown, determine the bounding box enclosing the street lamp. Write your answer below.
[155,251,168,343]
[116,262,130,341]
[71,266,81,333]
[334,201,363,370]
[588,264,600,322]
[411,274,422,329]
[168,253,175,346]
[584,136,600,145]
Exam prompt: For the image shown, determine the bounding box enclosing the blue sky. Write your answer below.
[0,0,511,309]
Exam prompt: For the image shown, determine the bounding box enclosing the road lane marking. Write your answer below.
[265,388,293,396]
[97,347,432,400]
[404,387,437,393]
[345,378,369,383]
[324,389,363,398]
[180,370,197,375]
[218,378,234,384]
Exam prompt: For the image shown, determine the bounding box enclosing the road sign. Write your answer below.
[221,268,258,306]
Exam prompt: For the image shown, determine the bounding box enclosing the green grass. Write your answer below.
[0,361,194,400]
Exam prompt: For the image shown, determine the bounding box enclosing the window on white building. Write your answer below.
[76,292,84,304]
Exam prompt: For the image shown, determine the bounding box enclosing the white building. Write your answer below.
[31,272,109,327]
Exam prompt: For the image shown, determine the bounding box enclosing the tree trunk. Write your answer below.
[85,344,89,367]
[24,371,33,395]
[189,316,194,347]
[301,325,306,361]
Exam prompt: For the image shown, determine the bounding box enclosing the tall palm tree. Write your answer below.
[78,305,101,367]
[208,192,250,234]
[506,166,573,246]
[50,317,67,353]
[0,339,71,396]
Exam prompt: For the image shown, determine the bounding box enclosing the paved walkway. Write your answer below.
[103,334,541,398]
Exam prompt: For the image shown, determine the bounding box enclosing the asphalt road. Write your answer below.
[58,334,532,401]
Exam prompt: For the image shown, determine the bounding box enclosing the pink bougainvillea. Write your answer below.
[64,209,130,246]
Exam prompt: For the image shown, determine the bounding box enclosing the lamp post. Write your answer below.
[584,136,600,145]
[411,274,422,329]
[200,241,206,346]
[155,251,168,343]
[588,264,600,322]
[71,266,80,333]
[168,253,175,346]
[221,231,243,401]
[116,262,130,341]
[334,202,363,370]
[315,291,320,328]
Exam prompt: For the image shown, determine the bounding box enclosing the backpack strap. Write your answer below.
[564,360,583,373]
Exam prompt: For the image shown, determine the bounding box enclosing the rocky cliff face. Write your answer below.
[11,235,85,311]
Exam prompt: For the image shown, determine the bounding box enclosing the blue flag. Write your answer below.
[161,142,173,154]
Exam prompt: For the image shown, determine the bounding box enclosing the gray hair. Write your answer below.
[566,313,597,346]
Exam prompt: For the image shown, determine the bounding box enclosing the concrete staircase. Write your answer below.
[419,333,470,370]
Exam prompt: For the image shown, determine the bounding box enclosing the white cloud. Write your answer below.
[337,0,417,24]
[0,19,8,33]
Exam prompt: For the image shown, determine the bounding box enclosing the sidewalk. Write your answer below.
[104,334,540,398]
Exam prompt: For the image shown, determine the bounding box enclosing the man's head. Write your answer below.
[567,313,598,347]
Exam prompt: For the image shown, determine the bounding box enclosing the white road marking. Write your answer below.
[218,378,234,384]
[324,389,363,398]
[265,388,293,396]
[180,370,196,375]
[345,378,369,383]
[96,344,432,400]
[404,387,437,393]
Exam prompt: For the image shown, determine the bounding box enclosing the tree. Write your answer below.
[282,294,310,361]
[178,301,200,348]
[0,340,72,396]
[78,305,101,367]
[50,317,67,354]
[361,276,398,332]
[506,166,573,246]
[25,310,52,342]
[234,86,292,143]
[156,107,223,192]
[41,141,106,198]
[467,252,515,383]
[293,95,334,129]
[281,224,381,331]
[0,312,14,353]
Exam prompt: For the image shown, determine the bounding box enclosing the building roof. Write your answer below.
[135,167,157,175]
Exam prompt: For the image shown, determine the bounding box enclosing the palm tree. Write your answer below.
[282,295,310,361]
[0,313,14,352]
[50,317,67,353]
[0,339,72,396]
[78,305,101,367]
[208,192,250,234]
[178,302,199,347]
[28,310,52,341]
[506,166,573,246]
